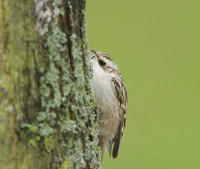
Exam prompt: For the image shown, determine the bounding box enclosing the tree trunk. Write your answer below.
[0,0,101,169]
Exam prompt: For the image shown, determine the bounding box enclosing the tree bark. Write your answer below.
[0,0,101,169]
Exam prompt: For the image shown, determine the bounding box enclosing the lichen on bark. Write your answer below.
[0,0,101,169]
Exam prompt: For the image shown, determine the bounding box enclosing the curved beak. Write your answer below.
[90,50,99,59]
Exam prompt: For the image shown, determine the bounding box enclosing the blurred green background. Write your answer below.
[86,0,200,169]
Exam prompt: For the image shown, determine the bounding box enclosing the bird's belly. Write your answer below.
[91,76,119,139]
[98,107,119,140]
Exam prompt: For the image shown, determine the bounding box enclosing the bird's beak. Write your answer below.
[90,50,99,59]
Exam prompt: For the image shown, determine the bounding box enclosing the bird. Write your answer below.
[90,50,127,160]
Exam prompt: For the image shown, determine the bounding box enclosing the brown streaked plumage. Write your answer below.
[90,50,127,160]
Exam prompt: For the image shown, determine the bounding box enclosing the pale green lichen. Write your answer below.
[35,0,100,168]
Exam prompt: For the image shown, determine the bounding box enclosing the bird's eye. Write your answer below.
[99,60,106,66]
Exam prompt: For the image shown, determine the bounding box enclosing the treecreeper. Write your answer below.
[90,50,128,161]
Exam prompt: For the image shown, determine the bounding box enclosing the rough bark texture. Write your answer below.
[0,0,101,169]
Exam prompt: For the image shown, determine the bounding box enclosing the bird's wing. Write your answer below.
[110,77,127,158]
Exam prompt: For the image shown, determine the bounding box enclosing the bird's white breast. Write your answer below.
[91,62,117,114]
[91,61,119,138]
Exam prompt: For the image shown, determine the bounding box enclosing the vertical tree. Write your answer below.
[0,0,101,169]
